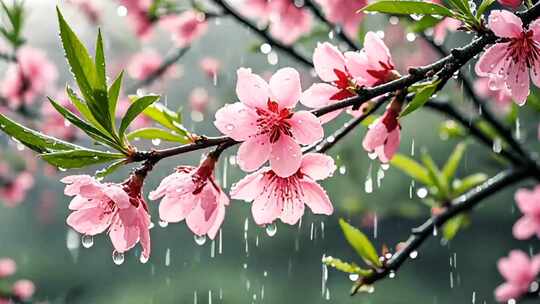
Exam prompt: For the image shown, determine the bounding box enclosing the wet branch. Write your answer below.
[354,167,532,293]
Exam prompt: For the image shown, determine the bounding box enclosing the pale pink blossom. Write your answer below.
[214,67,324,177]
[62,174,151,261]
[1,47,57,109]
[432,18,461,45]
[41,92,78,140]
[475,10,540,105]
[189,87,210,113]
[0,172,34,207]
[241,0,312,44]
[301,34,396,122]
[495,250,540,302]
[0,258,16,278]
[513,185,540,240]
[127,49,177,80]
[119,0,155,40]
[149,156,228,239]
[159,11,208,47]
[199,57,221,79]
[12,280,35,300]
[67,0,101,23]
[362,104,401,163]
[231,153,335,225]
[498,0,522,8]
[316,0,366,38]
[474,77,513,111]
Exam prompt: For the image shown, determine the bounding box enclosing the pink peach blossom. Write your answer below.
[240,0,312,44]
[0,258,16,278]
[12,280,35,300]
[474,77,513,111]
[41,92,78,140]
[0,172,34,207]
[189,87,210,113]
[214,67,324,177]
[199,57,221,79]
[119,0,155,40]
[362,104,401,163]
[301,33,396,123]
[67,0,101,23]
[498,0,522,8]
[127,49,177,80]
[316,0,366,38]
[475,10,540,105]
[432,18,461,45]
[513,185,540,240]
[159,11,208,47]
[62,174,151,261]
[495,250,540,302]
[149,156,228,239]
[0,47,57,109]
[231,153,335,225]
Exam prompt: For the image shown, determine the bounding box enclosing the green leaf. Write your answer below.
[127,127,190,143]
[41,149,125,169]
[390,154,432,185]
[66,86,110,136]
[407,15,443,33]
[421,151,450,199]
[401,81,439,117]
[442,142,466,182]
[360,1,455,17]
[119,95,160,139]
[442,214,470,240]
[338,219,382,268]
[95,159,127,178]
[94,29,107,91]
[452,173,488,195]
[108,71,124,127]
[439,120,466,139]
[0,113,82,153]
[476,0,495,18]
[322,256,373,276]
[138,101,187,134]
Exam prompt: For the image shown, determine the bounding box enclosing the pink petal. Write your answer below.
[237,135,271,172]
[185,189,224,239]
[313,42,346,82]
[230,171,266,201]
[300,83,339,108]
[137,207,151,259]
[506,60,530,105]
[68,196,96,210]
[530,58,540,88]
[300,153,336,181]
[66,207,113,235]
[289,111,324,145]
[236,68,271,109]
[512,216,538,240]
[495,283,524,302]
[214,102,258,141]
[530,19,540,42]
[158,194,197,223]
[499,250,532,282]
[363,31,394,68]
[103,185,130,209]
[515,188,540,214]
[269,135,302,177]
[206,193,228,239]
[279,197,305,225]
[300,180,333,215]
[109,209,140,253]
[362,119,387,152]
[474,43,510,77]
[488,10,523,38]
[251,189,282,225]
[269,67,301,108]
[344,51,373,86]
[380,127,400,163]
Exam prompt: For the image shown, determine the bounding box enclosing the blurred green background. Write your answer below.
[0,0,539,303]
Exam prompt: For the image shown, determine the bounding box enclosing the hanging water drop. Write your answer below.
[265,223,277,237]
[158,220,168,228]
[349,273,359,281]
[194,235,207,245]
[112,250,125,265]
[81,234,94,248]
[139,254,149,264]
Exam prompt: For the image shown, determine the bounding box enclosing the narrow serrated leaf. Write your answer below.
[452,173,488,195]
[390,154,432,185]
[442,142,467,182]
[41,149,125,169]
[339,219,382,268]
[127,127,190,143]
[119,95,160,139]
[401,81,439,117]
[95,159,127,178]
[322,256,373,276]
[360,1,455,17]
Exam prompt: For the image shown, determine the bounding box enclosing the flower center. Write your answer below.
[255,99,293,143]
[506,30,540,73]
[263,171,304,210]
[330,68,357,101]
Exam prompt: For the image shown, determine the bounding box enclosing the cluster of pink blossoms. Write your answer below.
[0,258,35,302]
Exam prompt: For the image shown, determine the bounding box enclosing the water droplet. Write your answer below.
[348,273,359,281]
[194,235,207,245]
[158,220,168,228]
[368,152,378,160]
[265,223,277,237]
[81,234,94,248]
[416,188,428,198]
[389,270,396,278]
[152,138,161,146]
[112,250,124,265]
[139,254,149,264]
[409,251,418,259]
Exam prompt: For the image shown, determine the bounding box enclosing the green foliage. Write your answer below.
[0,0,25,48]
[390,154,432,185]
[360,1,455,17]
[407,15,443,33]
[338,219,382,268]
[127,128,190,143]
[41,150,125,169]
[119,95,161,141]
[439,120,466,139]
[322,256,373,276]
[442,214,471,240]
[401,81,440,118]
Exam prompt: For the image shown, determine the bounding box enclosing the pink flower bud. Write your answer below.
[0,258,16,278]
[12,279,35,300]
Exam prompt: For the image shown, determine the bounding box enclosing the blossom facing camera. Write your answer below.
[513,185,540,240]
[475,10,540,105]
[214,67,323,177]
[362,103,401,163]
[149,156,228,239]
[231,153,335,225]
[495,250,540,302]
[62,174,151,262]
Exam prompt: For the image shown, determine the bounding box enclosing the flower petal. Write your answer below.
[109,209,141,253]
[66,207,113,235]
[279,197,305,225]
[270,135,302,177]
[300,83,339,108]
[289,111,324,145]
[236,68,271,109]
[269,67,301,108]
[230,171,266,201]
[158,194,197,223]
[300,153,336,181]
[237,135,271,172]
[214,102,258,141]
[512,216,539,240]
[474,43,510,77]
[300,180,333,215]
[495,283,524,302]
[313,42,346,82]
[488,10,523,38]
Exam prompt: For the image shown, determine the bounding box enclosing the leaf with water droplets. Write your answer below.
[338,219,382,268]
[322,256,373,276]
[127,127,190,143]
[359,1,455,17]
[442,214,470,241]
[452,173,487,195]
[401,80,440,118]
[119,94,160,141]
[41,149,125,169]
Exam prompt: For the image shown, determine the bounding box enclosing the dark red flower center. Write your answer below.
[255,99,294,143]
